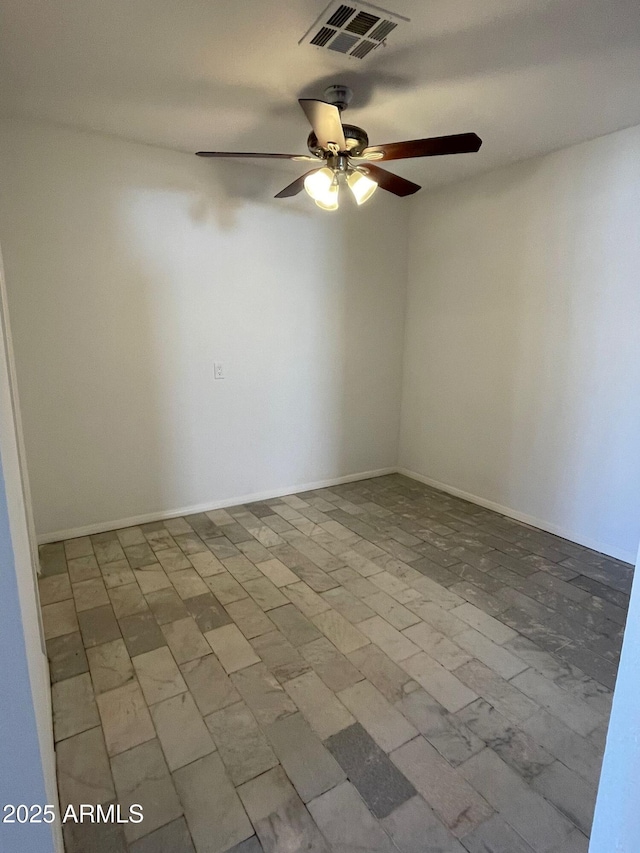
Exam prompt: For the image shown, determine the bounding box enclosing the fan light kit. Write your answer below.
[196,84,483,211]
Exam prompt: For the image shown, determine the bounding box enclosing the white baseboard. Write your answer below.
[398,467,637,565]
[39,464,637,565]
[37,467,397,544]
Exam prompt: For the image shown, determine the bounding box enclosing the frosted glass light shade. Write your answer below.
[315,182,339,210]
[304,168,335,202]
[347,170,378,205]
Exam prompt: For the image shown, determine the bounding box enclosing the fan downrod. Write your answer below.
[323,84,353,112]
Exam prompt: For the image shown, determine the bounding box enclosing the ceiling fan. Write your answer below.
[196,85,482,210]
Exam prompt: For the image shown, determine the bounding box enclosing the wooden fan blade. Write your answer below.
[196,151,317,160]
[298,99,347,151]
[360,164,421,197]
[361,133,482,161]
[274,169,319,199]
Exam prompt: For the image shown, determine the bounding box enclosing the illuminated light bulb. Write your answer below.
[315,181,339,211]
[304,167,334,202]
[347,170,378,205]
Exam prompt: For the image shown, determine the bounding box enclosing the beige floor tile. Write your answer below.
[205,624,261,673]
[308,780,395,852]
[36,477,628,853]
[450,602,518,645]
[56,726,115,808]
[180,654,241,715]
[338,680,417,752]
[223,555,262,583]
[403,622,472,671]
[265,711,345,802]
[170,568,209,599]
[161,617,211,663]
[145,588,189,624]
[206,508,235,526]
[236,765,297,822]
[255,558,299,587]
[145,528,177,551]
[94,539,127,565]
[282,581,331,617]
[230,662,297,727]
[38,573,72,605]
[312,609,370,654]
[299,637,363,693]
[39,542,67,574]
[52,672,100,741]
[173,752,253,853]
[250,630,311,683]
[115,526,147,547]
[321,587,376,624]
[357,615,420,662]
[190,550,225,577]
[87,638,134,694]
[46,631,89,683]
[225,597,274,639]
[283,671,354,740]
[67,555,101,583]
[102,564,137,588]
[108,582,148,618]
[96,681,155,756]
[369,571,411,599]
[363,591,421,631]
[391,737,493,838]
[73,577,110,612]
[205,572,248,604]
[157,547,192,573]
[111,738,183,842]
[347,644,417,703]
[460,747,574,848]
[206,701,278,785]
[64,536,94,560]
[242,577,288,611]
[134,567,172,593]
[455,628,528,679]
[164,516,195,535]
[133,646,187,704]
[401,653,478,714]
[78,604,121,648]
[151,691,216,770]
[510,669,602,736]
[42,599,79,639]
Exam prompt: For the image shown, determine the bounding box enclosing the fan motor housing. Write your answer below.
[307,124,369,157]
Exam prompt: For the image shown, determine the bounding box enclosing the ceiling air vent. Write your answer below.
[310,26,336,46]
[327,5,356,27]
[300,0,408,60]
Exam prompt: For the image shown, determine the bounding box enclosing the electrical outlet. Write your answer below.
[214,362,225,380]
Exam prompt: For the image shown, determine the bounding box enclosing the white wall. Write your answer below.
[399,125,640,562]
[590,544,640,853]
[1,117,638,562]
[0,244,60,852]
[0,119,409,539]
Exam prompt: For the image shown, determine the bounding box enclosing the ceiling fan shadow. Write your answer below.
[297,68,413,110]
[191,158,316,230]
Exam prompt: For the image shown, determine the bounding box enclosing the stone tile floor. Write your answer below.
[38,474,632,853]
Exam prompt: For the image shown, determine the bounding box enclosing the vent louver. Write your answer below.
[345,11,379,35]
[329,32,360,52]
[370,19,397,41]
[327,5,356,27]
[310,26,336,46]
[300,0,408,60]
[350,39,376,58]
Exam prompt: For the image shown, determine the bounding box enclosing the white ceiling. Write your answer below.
[1,0,640,189]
